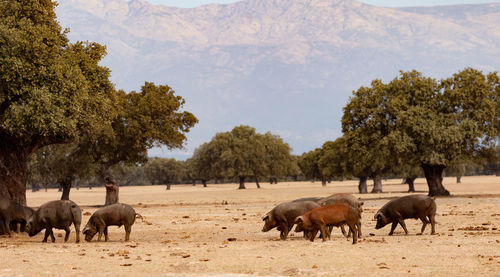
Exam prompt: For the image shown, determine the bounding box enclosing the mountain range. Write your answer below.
[55,0,500,158]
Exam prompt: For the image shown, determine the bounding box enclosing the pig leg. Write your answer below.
[124,225,131,241]
[319,225,329,242]
[43,228,55,242]
[340,225,348,237]
[3,217,11,237]
[63,226,71,242]
[347,222,357,244]
[357,220,362,238]
[279,223,289,240]
[50,229,55,242]
[104,227,108,242]
[418,216,427,235]
[309,228,319,242]
[74,222,80,243]
[429,214,436,235]
[398,219,409,235]
[97,227,104,241]
[388,221,398,235]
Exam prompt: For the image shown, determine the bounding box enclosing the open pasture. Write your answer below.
[1,176,499,276]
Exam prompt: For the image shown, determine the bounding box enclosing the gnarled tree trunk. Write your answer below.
[422,164,450,196]
[0,143,29,206]
[405,177,416,192]
[202,179,207,187]
[321,178,326,187]
[238,176,246,189]
[104,177,119,205]
[371,175,383,193]
[59,177,74,200]
[255,178,260,188]
[358,176,368,194]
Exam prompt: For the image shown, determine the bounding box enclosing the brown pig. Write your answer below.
[318,193,364,238]
[295,203,359,244]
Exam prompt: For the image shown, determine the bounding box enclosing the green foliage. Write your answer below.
[342,69,499,195]
[298,148,323,180]
[0,0,114,144]
[143,157,185,185]
[318,137,350,179]
[343,69,498,169]
[77,82,198,178]
[189,142,216,181]
[193,125,295,187]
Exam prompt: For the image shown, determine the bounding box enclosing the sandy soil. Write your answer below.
[1,176,499,276]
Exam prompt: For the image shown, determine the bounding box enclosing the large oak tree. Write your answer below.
[0,0,114,204]
[343,69,498,196]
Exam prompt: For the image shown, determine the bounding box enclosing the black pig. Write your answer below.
[374,194,436,235]
[0,198,34,236]
[262,201,320,240]
[82,203,139,242]
[26,200,81,243]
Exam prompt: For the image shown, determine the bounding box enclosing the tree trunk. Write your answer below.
[0,144,29,206]
[371,175,383,193]
[422,164,450,196]
[192,180,196,186]
[321,178,326,187]
[238,176,246,189]
[406,177,416,192]
[358,176,368,194]
[166,183,171,190]
[255,177,261,188]
[456,176,461,183]
[202,179,207,187]
[59,177,74,200]
[104,177,119,205]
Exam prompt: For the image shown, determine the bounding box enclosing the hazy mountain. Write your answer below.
[55,0,500,158]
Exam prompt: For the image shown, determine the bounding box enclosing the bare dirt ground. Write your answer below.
[1,176,499,276]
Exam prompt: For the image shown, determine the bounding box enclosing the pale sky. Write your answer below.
[139,0,500,8]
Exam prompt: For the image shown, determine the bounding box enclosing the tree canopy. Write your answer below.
[342,69,499,196]
[194,125,295,189]
[144,157,185,190]
[0,0,114,204]
[77,82,197,179]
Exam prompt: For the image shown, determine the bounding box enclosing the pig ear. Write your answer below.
[295,216,303,224]
[262,214,269,221]
[374,212,380,220]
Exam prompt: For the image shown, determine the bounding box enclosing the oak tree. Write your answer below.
[0,0,114,204]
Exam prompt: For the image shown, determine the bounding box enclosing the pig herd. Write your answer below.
[0,193,436,245]
[262,194,436,244]
[0,198,140,243]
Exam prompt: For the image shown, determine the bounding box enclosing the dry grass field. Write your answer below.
[1,176,499,276]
